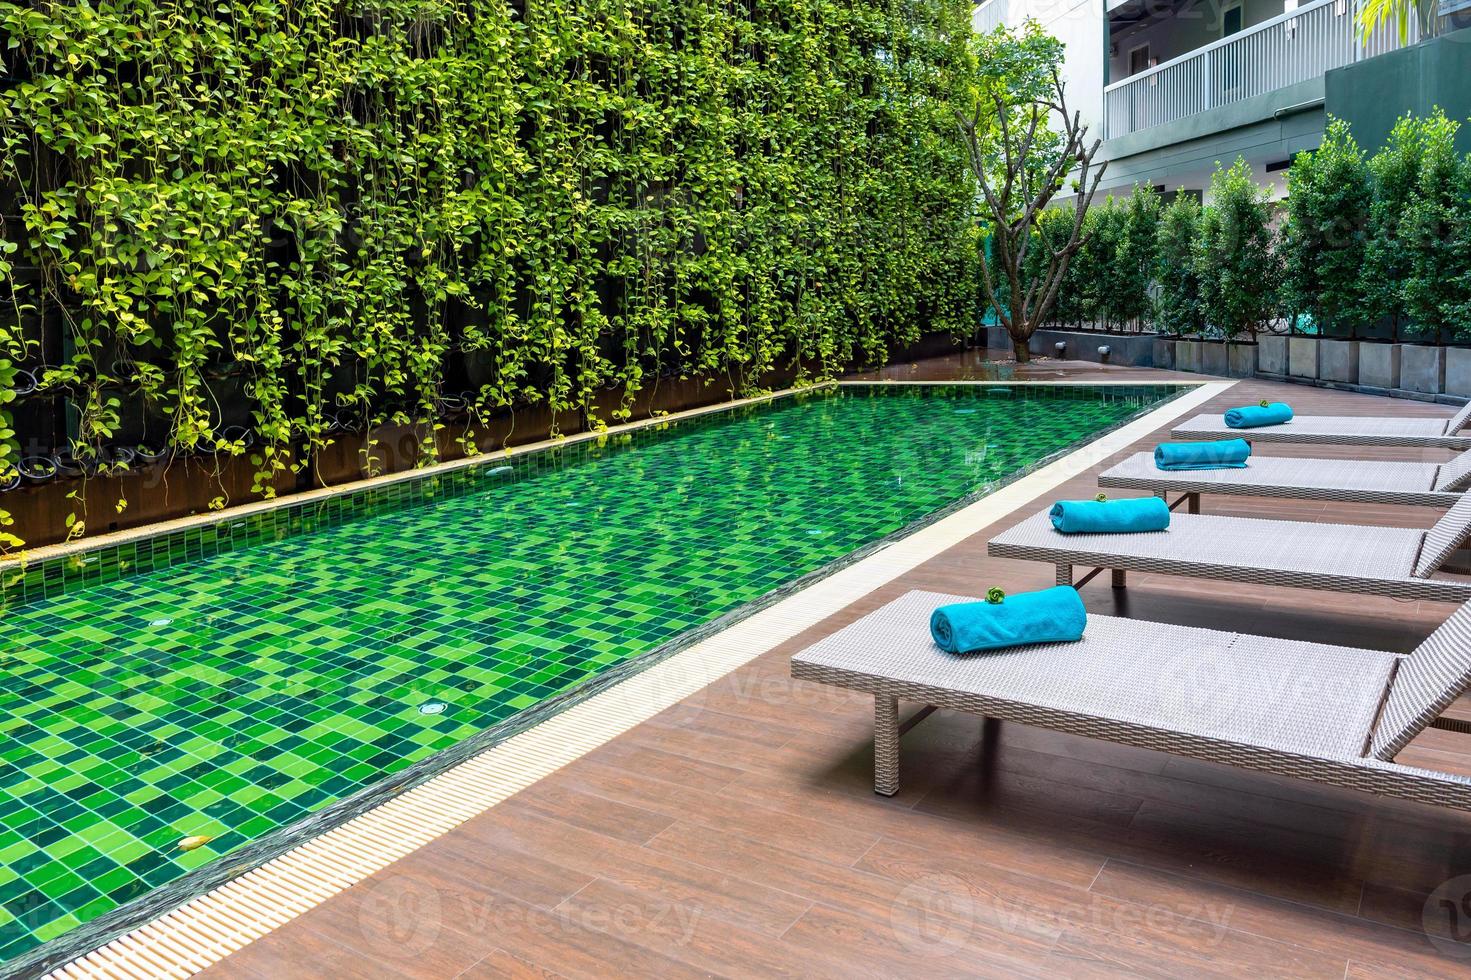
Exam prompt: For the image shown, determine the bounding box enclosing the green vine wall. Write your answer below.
[0,0,979,549]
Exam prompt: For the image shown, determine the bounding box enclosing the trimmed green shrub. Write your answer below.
[1400,112,1471,338]
[1076,198,1125,328]
[1113,185,1161,329]
[1364,112,1436,333]
[1022,207,1085,327]
[1198,159,1280,340]
[1280,117,1372,335]
[1068,188,1157,331]
[1154,192,1205,337]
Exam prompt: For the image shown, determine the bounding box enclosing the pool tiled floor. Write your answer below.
[0,383,1179,962]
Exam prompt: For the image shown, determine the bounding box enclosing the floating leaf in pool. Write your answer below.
[176,835,214,852]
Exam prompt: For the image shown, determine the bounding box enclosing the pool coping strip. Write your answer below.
[40,379,1233,980]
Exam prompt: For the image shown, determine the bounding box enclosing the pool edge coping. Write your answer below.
[38,379,1235,980]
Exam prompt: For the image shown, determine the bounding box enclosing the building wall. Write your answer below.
[974,0,1108,146]
[1325,26,1471,154]
[977,0,1460,203]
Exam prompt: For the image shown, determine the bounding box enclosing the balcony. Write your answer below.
[1103,0,1418,141]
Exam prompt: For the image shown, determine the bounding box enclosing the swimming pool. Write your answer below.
[0,382,1183,967]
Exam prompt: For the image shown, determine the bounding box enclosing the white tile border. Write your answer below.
[43,380,1233,980]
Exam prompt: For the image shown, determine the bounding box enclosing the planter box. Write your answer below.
[1228,343,1258,378]
[1447,348,1471,399]
[1359,343,1401,390]
[1199,342,1229,377]
[1175,340,1202,374]
[1401,345,1446,394]
[1318,340,1359,384]
[1257,335,1288,375]
[1153,338,1177,370]
[1288,337,1320,379]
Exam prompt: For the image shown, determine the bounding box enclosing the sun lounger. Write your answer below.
[791,590,1471,804]
[985,495,1471,601]
[1097,449,1471,509]
[1172,399,1471,449]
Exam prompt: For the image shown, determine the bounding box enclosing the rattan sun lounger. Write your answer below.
[985,495,1471,601]
[1097,449,1471,509]
[1172,399,1471,449]
[791,590,1471,805]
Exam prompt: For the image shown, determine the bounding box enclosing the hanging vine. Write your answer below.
[0,0,978,551]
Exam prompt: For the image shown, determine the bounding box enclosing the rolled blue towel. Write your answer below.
[1224,402,1293,428]
[929,587,1086,654]
[1154,439,1251,471]
[1050,496,1170,533]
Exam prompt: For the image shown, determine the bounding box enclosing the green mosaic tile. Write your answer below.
[0,382,1180,963]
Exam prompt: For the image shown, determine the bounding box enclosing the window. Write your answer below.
[1129,43,1151,76]
[1222,4,1243,36]
[1158,188,1203,206]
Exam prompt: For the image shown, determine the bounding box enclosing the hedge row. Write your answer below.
[1029,111,1471,342]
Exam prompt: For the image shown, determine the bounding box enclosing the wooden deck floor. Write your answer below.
[205,361,1471,979]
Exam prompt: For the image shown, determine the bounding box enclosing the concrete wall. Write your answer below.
[1096,78,1320,197]
[984,325,1158,366]
[1326,27,1471,156]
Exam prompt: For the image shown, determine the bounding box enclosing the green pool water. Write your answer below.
[0,382,1180,965]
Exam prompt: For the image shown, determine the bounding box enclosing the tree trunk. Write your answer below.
[1012,336,1031,363]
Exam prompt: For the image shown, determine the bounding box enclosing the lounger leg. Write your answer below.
[1055,563,1073,587]
[875,695,899,797]
[1111,568,1126,589]
[1187,492,1200,515]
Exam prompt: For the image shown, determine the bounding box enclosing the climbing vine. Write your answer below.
[0,0,978,549]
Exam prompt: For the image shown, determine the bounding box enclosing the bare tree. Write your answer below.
[957,54,1105,364]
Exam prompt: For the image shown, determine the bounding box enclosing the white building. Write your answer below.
[973,0,1471,200]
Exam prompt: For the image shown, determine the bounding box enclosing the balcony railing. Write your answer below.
[1103,0,1418,140]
